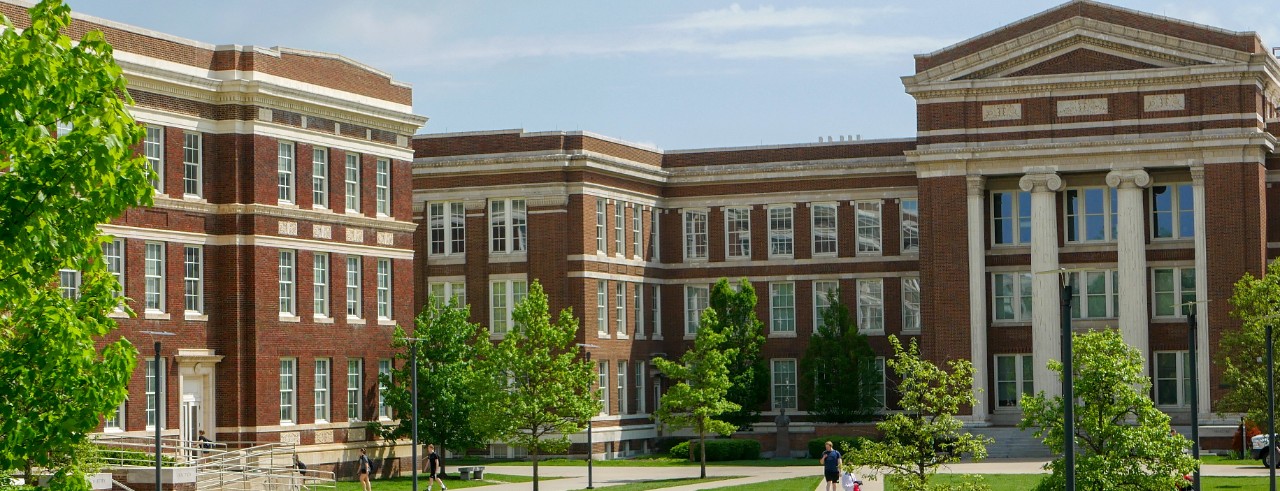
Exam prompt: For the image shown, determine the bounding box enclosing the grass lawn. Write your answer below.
[1203,454,1261,466]
[484,456,814,467]
[887,474,1279,490]
[335,473,538,491]
[697,476,820,491]
[566,476,732,491]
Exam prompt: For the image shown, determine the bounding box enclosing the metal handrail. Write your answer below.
[92,435,336,491]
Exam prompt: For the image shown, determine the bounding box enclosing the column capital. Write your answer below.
[966,175,986,196]
[1018,172,1064,193]
[1190,164,1205,186]
[1105,169,1152,189]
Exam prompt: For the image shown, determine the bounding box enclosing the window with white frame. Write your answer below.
[489,198,527,253]
[614,202,625,255]
[855,201,882,254]
[428,202,465,256]
[869,357,886,408]
[597,280,608,334]
[856,279,884,333]
[1154,351,1191,406]
[635,360,646,414]
[183,245,203,314]
[347,358,363,420]
[616,282,626,336]
[994,354,1033,408]
[813,280,838,332]
[104,239,124,302]
[313,148,329,208]
[992,191,1032,245]
[144,126,163,193]
[489,278,528,335]
[376,259,392,320]
[345,153,361,212]
[375,158,390,216]
[684,210,708,260]
[314,253,329,317]
[1153,267,1196,317]
[377,359,392,420]
[146,358,163,429]
[145,242,165,312]
[279,250,296,316]
[617,360,628,415]
[772,359,797,410]
[183,132,202,197]
[1065,187,1117,242]
[1152,184,1194,239]
[280,358,296,424]
[902,277,921,333]
[59,269,80,299]
[278,141,295,203]
[598,361,609,414]
[632,204,642,257]
[650,209,660,260]
[770,282,795,334]
[315,359,330,423]
[104,402,125,431]
[768,205,794,257]
[428,281,466,307]
[633,283,644,338]
[56,121,72,136]
[901,198,919,252]
[650,285,662,338]
[346,256,362,318]
[992,272,1033,322]
[685,285,709,335]
[812,203,837,255]
[595,198,607,253]
[725,207,751,259]
[1066,270,1118,319]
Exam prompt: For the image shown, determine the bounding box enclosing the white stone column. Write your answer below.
[1019,172,1065,397]
[1191,164,1211,417]
[1106,169,1153,376]
[967,175,989,423]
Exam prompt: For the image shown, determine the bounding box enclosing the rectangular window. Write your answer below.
[346,256,362,318]
[855,200,882,254]
[489,198,527,253]
[1152,184,1195,239]
[428,202,466,256]
[635,360,647,414]
[595,198,607,253]
[376,259,392,320]
[685,285,709,335]
[59,269,80,299]
[375,158,390,216]
[183,245,203,314]
[314,253,329,317]
[1153,267,1197,317]
[650,209,660,260]
[614,202,625,255]
[146,358,163,429]
[650,285,662,338]
[280,358,296,424]
[598,361,609,414]
[347,359,363,421]
[377,359,392,420]
[104,239,125,302]
[992,191,1032,245]
[344,153,361,212]
[726,207,751,259]
[870,357,886,408]
[901,198,919,252]
[812,203,837,255]
[992,272,1034,322]
[856,279,884,334]
[813,280,838,332]
[183,132,201,197]
[683,210,708,260]
[428,281,466,307]
[902,277,921,333]
[315,359,330,423]
[313,148,329,208]
[1066,270,1118,319]
[144,126,163,193]
[278,141,295,203]
[633,283,644,338]
[768,206,794,257]
[995,354,1034,408]
[279,250,296,315]
[144,242,165,312]
[617,360,628,415]
[104,402,125,431]
[771,359,797,410]
[616,282,626,336]
[597,280,608,334]
[1154,351,1192,406]
[632,204,642,258]
[1065,187,1117,243]
[490,279,528,335]
[770,282,795,334]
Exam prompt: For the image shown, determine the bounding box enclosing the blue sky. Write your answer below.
[63,1,1280,150]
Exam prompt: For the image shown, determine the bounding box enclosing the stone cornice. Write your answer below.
[907,131,1277,160]
[906,64,1268,101]
[149,197,417,232]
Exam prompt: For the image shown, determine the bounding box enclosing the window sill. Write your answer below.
[184,312,208,322]
[144,311,170,320]
[278,202,298,209]
[345,210,363,217]
[768,331,797,338]
[1151,315,1190,323]
[347,317,366,325]
[313,315,334,324]
[108,310,129,319]
[683,334,696,340]
[633,334,646,341]
[378,319,396,326]
[860,330,886,336]
[103,427,124,434]
[725,255,751,261]
[597,331,612,339]
[183,194,206,203]
[312,205,331,213]
[426,256,465,266]
[855,251,884,257]
[991,321,1032,327]
[279,314,302,323]
[768,254,795,260]
[811,252,838,258]
[684,257,708,264]
[489,332,507,341]
[616,333,629,340]
[280,421,296,427]
[651,335,664,341]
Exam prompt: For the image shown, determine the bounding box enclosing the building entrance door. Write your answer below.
[181,380,202,460]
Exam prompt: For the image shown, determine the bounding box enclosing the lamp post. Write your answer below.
[1180,300,1209,491]
[140,330,175,491]
[577,343,600,490]
[1038,268,1087,490]
[403,337,427,491]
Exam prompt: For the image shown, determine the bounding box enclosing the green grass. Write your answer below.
[886,474,1279,491]
[483,456,813,467]
[566,476,732,491]
[335,473,537,491]
[698,476,821,491]
[1202,454,1260,466]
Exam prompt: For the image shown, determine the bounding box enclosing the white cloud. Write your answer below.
[656,4,898,33]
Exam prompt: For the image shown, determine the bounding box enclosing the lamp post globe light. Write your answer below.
[577,343,600,490]
[140,330,175,491]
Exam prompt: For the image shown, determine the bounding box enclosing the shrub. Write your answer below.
[1231,421,1261,458]
[808,436,871,459]
[654,437,686,455]
[671,439,761,461]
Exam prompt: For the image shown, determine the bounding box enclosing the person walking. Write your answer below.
[357,448,372,491]
[425,444,447,491]
[820,441,843,491]
[292,454,308,491]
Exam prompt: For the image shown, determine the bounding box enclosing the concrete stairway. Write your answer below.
[969,426,1053,459]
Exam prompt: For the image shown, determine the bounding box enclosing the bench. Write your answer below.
[453,466,485,480]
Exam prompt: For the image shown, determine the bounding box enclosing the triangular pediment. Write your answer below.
[954,35,1196,80]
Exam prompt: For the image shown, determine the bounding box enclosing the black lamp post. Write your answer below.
[1187,305,1201,491]
[140,330,175,491]
[403,337,427,491]
[1269,320,1276,491]
[1059,281,1075,491]
[577,343,600,490]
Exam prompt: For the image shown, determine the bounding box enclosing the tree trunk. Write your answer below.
[440,444,446,477]
[532,445,540,491]
[699,426,707,479]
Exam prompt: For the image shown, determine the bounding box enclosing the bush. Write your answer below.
[670,439,761,461]
[808,436,871,459]
[1231,421,1261,457]
[654,437,686,455]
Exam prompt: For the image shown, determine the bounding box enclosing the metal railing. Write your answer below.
[91,435,335,491]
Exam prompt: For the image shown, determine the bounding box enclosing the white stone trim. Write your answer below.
[570,270,917,284]
[916,112,1260,138]
[99,225,413,259]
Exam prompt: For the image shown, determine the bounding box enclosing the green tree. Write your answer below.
[1218,258,1280,426]
[0,0,152,488]
[707,278,767,430]
[378,299,493,477]
[799,288,881,423]
[843,336,991,491]
[654,308,741,479]
[476,281,597,491]
[1020,329,1197,491]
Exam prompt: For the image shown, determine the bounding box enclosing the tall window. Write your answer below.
[1154,351,1191,406]
[685,285,709,335]
[995,354,1034,408]
[615,282,626,336]
[596,280,609,333]
[377,360,392,420]
[313,148,329,208]
[617,360,628,415]
[146,359,162,429]
[595,198,607,253]
[869,357,886,408]
[428,202,465,256]
[279,358,296,424]
[347,359,363,421]
[1152,184,1194,239]
[614,202,625,255]
[1153,267,1197,317]
[279,250,296,315]
[278,141,295,203]
[855,200,882,254]
[635,361,647,414]
[59,269,80,299]
[1065,187,1117,242]
[346,256,362,318]
[1066,270,1118,319]
[683,210,708,260]
[768,206,794,257]
[901,198,919,252]
[145,242,165,312]
[993,272,1033,322]
[770,282,795,334]
[489,279,528,335]
[725,207,751,259]
[489,198,527,253]
[183,245,203,314]
[771,359,797,410]
[314,253,329,317]
[650,285,662,338]
[183,132,202,197]
[633,283,644,338]
[813,280,838,332]
[104,239,125,302]
[812,203,837,255]
[375,158,390,216]
[344,153,361,212]
[376,259,392,320]
[597,361,609,414]
[144,126,163,192]
[992,191,1032,245]
[632,204,642,257]
[856,279,884,334]
[902,277,921,333]
[428,281,466,307]
[315,359,330,423]
[650,209,660,260]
